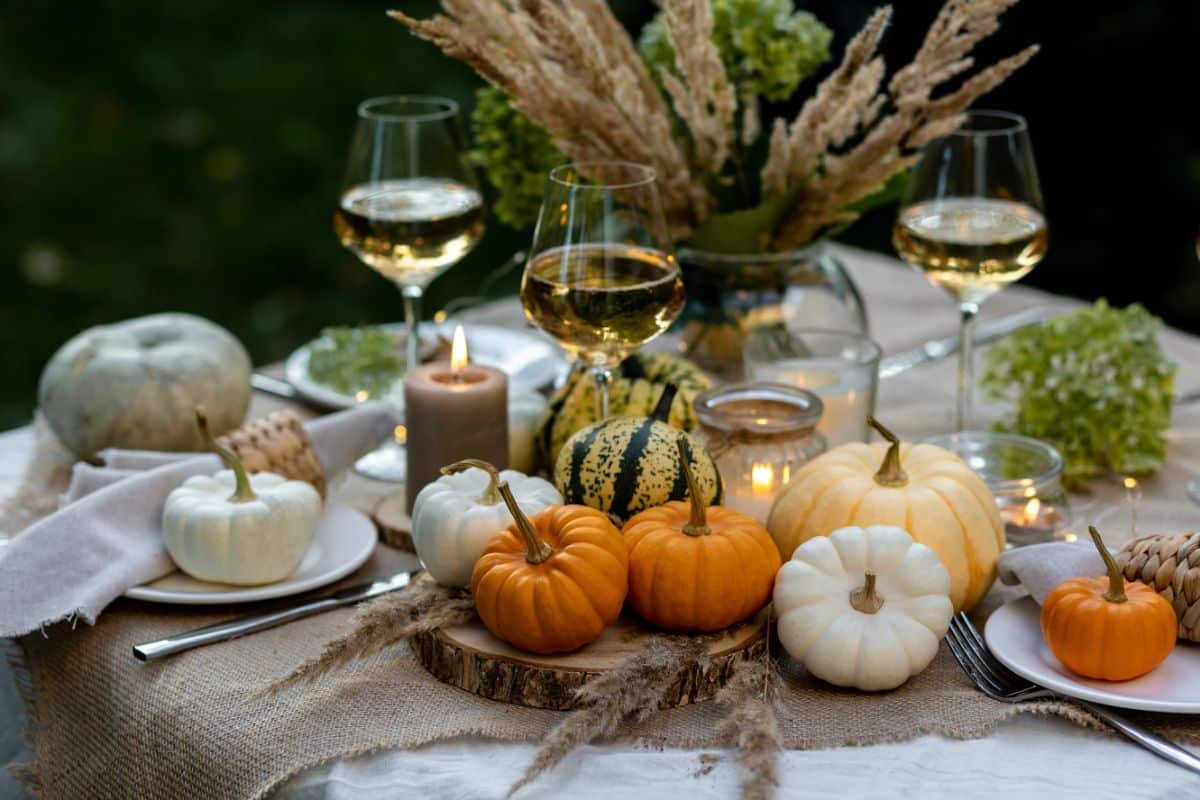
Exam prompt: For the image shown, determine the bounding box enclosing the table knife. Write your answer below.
[878,307,1048,380]
[132,570,419,662]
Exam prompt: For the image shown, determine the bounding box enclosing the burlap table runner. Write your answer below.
[11,245,1200,798]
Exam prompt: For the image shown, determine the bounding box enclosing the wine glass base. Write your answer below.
[353,441,408,483]
[1189,478,1200,506]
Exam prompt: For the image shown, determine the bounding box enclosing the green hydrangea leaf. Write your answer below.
[981,300,1177,488]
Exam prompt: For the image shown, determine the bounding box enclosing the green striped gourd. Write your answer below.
[554,385,723,524]
[536,352,712,470]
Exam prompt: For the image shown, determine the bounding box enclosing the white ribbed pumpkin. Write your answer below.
[411,460,562,587]
[767,419,1004,612]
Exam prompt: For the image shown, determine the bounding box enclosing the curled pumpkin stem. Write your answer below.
[196,406,257,503]
[1088,525,1127,604]
[441,458,502,506]
[850,573,885,614]
[676,435,710,537]
[868,416,909,488]
[498,481,554,564]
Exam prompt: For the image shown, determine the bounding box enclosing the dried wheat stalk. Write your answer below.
[389,0,710,238]
[262,576,475,695]
[658,0,737,182]
[765,0,1038,249]
[508,635,711,796]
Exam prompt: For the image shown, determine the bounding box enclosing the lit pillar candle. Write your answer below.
[753,363,872,446]
[405,325,508,513]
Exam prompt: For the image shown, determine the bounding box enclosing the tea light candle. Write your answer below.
[999,496,1065,546]
[405,325,508,513]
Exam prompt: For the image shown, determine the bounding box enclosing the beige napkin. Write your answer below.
[997,542,1106,604]
[0,404,394,638]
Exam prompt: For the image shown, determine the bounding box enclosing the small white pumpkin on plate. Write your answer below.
[774,524,953,691]
[411,459,561,587]
[162,410,321,586]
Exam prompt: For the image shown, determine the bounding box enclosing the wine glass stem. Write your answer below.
[402,284,423,378]
[957,301,980,431]
[592,366,613,420]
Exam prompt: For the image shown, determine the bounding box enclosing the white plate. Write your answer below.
[985,595,1200,713]
[285,323,566,411]
[124,503,376,605]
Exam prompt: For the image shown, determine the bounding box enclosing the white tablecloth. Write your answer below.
[4,244,1200,799]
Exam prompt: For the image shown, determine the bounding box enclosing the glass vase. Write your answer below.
[673,241,868,381]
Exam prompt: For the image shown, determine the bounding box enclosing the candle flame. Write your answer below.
[1023,497,1040,523]
[450,325,469,372]
[1123,476,1138,490]
[752,462,774,494]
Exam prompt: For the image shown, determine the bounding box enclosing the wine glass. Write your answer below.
[893,110,1048,431]
[334,95,485,480]
[521,161,683,419]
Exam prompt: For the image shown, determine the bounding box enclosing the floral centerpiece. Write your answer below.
[391,0,1037,373]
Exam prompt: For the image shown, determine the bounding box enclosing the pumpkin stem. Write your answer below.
[1088,525,1127,604]
[498,481,554,564]
[869,417,909,488]
[650,383,679,424]
[441,459,502,506]
[196,406,257,503]
[850,573,885,614]
[676,435,710,536]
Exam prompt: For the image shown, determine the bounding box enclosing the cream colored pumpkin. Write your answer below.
[411,460,562,587]
[767,419,1004,612]
[774,525,953,691]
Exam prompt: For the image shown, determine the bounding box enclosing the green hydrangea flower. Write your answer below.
[981,300,1177,486]
[638,0,832,103]
[469,87,565,230]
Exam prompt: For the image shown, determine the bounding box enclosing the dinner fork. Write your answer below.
[946,612,1200,775]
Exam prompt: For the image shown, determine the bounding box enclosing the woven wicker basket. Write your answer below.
[1116,532,1200,642]
[216,410,325,498]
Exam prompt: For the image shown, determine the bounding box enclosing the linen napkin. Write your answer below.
[996,541,1106,604]
[0,404,394,638]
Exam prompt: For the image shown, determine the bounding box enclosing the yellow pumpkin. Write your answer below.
[767,418,1004,612]
[1041,526,1176,681]
[622,437,781,632]
[471,486,628,655]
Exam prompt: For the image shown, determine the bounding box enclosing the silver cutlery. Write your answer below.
[878,307,1048,380]
[250,372,302,401]
[132,570,419,662]
[946,612,1200,775]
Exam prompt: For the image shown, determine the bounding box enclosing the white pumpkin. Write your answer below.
[38,312,252,458]
[508,390,549,474]
[411,459,562,587]
[774,525,953,691]
[162,470,321,586]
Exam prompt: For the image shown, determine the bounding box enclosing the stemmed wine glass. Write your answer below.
[334,95,485,480]
[893,110,1048,431]
[521,161,683,419]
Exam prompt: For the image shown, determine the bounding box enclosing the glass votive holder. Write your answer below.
[923,431,1070,547]
[693,383,827,524]
[743,328,881,447]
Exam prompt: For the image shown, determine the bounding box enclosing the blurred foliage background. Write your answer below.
[1,0,1197,429]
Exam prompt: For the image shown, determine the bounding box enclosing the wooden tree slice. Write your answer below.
[371,492,415,552]
[412,611,768,710]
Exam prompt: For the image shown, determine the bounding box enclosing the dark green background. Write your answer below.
[1,1,1197,429]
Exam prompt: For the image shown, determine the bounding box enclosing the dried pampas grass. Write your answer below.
[509,635,711,795]
[714,645,782,800]
[766,0,1038,248]
[263,574,475,695]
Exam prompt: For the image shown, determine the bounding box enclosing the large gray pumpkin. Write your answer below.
[38,313,252,458]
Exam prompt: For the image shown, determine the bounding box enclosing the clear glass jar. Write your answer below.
[693,383,827,523]
[924,431,1070,547]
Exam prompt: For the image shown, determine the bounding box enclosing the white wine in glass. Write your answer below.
[894,110,1047,431]
[336,96,485,481]
[522,162,682,419]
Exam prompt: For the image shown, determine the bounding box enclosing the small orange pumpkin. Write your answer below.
[1041,526,1176,681]
[471,484,628,655]
[622,436,782,632]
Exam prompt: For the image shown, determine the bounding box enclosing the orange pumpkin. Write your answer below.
[622,436,781,632]
[471,483,628,655]
[1041,526,1176,681]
